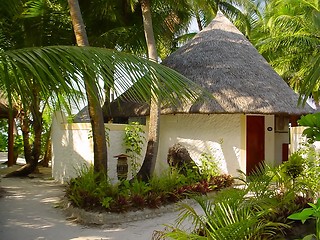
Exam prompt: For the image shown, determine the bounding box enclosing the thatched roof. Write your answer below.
[0,95,16,119]
[101,12,314,118]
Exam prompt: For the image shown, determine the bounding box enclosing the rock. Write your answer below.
[167,143,200,175]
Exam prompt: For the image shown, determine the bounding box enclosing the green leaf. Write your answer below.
[288,208,314,223]
[302,234,317,240]
[0,46,207,111]
[299,113,320,128]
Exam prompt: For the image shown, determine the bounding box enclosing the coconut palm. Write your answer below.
[0,45,201,176]
[68,0,109,173]
[254,0,320,106]
[0,0,76,175]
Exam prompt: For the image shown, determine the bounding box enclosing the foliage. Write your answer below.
[198,152,220,180]
[65,165,233,213]
[0,119,8,151]
[282,152,305,180]
[298,113,320,143]
[164,187,288,240]
[160,155,320,239]
[288,198,320,240]
[253,0,320,104]
[14,135,24,156]
[123,122,145,176]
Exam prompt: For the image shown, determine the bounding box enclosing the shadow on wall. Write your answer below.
[175,138,241,177]
[155,114,243,177]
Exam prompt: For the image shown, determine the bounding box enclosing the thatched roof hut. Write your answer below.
[0,94,18,166]
[0,96,16,119]
[104,12,313,118]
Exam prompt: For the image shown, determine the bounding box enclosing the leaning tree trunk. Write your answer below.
[135,0,161,181]
[5,90,42,178]
[68,0,108,173]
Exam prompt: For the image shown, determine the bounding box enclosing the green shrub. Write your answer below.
[199,152,220,179]
[288,198,320,240]
[163,187,289,240]
[282,152,305,180]
[123,122,145,176]
[65,165,234,213]
[160,160,320,240]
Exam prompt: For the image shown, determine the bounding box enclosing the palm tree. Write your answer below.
[132,0,161,181]
[68,0,108,173]
[0,45,201,176]
[253,0,320,106]
[0,0,75,175]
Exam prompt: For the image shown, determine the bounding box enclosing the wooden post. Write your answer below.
[7,114,14,167]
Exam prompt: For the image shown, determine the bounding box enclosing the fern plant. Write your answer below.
[164,187,288,240]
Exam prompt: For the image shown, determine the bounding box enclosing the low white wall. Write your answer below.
[52,113,245,182]
[51,112,146,183]
[54,112,296,182]
[290,126,307,153]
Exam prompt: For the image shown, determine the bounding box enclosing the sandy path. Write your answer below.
[0,177,189,240]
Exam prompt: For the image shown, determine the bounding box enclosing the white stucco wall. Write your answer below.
[290,126,307,153]
[51,112,146,183]
[264,115,275,166]
[52,112,290,182]
[155,114,245,177]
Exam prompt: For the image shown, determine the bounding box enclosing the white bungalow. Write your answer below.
[104,12,313,176]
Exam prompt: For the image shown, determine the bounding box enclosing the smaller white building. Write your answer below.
[51,111,146,183]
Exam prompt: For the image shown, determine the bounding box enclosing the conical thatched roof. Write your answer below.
[102,12,314,118]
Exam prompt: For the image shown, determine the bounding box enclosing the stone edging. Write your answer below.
[61,198,197,226]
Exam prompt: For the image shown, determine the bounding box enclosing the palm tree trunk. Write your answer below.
[5,92,42,177]
[136,0,161,181]
[21,111,33,163]
[68,0,108,173]
[7,113,15,167]
[195,11,203,31]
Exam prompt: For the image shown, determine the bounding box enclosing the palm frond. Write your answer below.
[0,45,204,110]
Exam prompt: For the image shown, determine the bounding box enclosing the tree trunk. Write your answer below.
[195,11,203,31]
[5,90,42,177]
[135,0,161,181]
[40,126,52,167]
[7,113,15,167]
[20,110,33,163]
[68,0,108,173]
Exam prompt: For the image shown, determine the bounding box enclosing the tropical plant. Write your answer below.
[198,152,220,180]
[163,187,288,239]
[68,0,109,173]
[254,0,320,106]
[291,145,320,200]
[0,45,201,175]
[298,113,320,143]
[282,152,305,181]
[288,198,320,240]
[0,119,8,151]
[123,122,145,176]
[0,0,77,173]
[66,164,233,212]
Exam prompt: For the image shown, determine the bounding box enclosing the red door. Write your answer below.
[246,116,265,175]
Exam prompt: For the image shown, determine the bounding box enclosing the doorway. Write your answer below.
[246,116,265,175]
